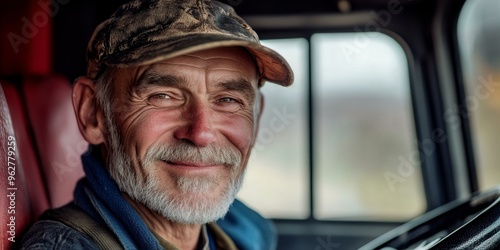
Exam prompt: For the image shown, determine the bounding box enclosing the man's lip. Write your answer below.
[162,160,220,168]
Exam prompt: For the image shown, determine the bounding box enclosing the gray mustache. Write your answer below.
[144,142,242,168]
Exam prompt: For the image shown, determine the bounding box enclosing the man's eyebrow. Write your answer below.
[133,69,186,92]
[217,79,256,102]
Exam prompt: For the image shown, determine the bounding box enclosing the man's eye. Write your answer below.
[214,97,243,112]
[218,97,238,103]
[149,93,170,100]
[147,93,182,108]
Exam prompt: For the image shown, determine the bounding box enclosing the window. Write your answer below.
[458,0,500,191]
[312,33,424,220]
[238,33,425,221]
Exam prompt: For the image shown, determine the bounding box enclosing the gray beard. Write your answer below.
[104,115,245,224]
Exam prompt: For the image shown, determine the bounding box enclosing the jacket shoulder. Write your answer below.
[217,199,277,250]
[20,220,99,250]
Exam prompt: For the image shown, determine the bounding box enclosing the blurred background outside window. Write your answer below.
[458,0,500,191]
[238,33,426,221]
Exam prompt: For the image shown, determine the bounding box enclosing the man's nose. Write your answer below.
[173,101,217,147]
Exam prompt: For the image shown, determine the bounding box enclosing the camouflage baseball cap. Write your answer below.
[87,0,294,86]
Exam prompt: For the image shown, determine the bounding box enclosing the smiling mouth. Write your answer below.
[163,160,221,168]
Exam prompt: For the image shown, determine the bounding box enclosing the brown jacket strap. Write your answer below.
[40,203,123,250]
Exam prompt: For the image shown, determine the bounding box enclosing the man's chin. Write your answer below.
[126,180,237,224]
[151,194,235,225]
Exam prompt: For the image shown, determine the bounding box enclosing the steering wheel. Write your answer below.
[359,186,500,250]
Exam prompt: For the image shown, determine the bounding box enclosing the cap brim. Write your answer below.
[99,34,294,86]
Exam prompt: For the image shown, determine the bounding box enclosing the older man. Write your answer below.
[20,0,293,249]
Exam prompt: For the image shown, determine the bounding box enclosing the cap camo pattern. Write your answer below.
[86,0,294,86]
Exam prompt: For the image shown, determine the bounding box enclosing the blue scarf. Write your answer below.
[74,151,162,249]
[74,150,277,250]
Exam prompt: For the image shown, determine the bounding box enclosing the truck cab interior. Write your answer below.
[1,0,499,249]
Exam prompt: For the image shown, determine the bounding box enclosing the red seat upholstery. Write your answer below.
[1,76,88,249]
[22,75,87,208]
[0,83,32,249]
[1,1,85,248]
[3,83,50,217]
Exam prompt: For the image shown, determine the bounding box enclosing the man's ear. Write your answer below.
[72,76,106,145]
[257,91,264,123]
[252,91,265,145]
